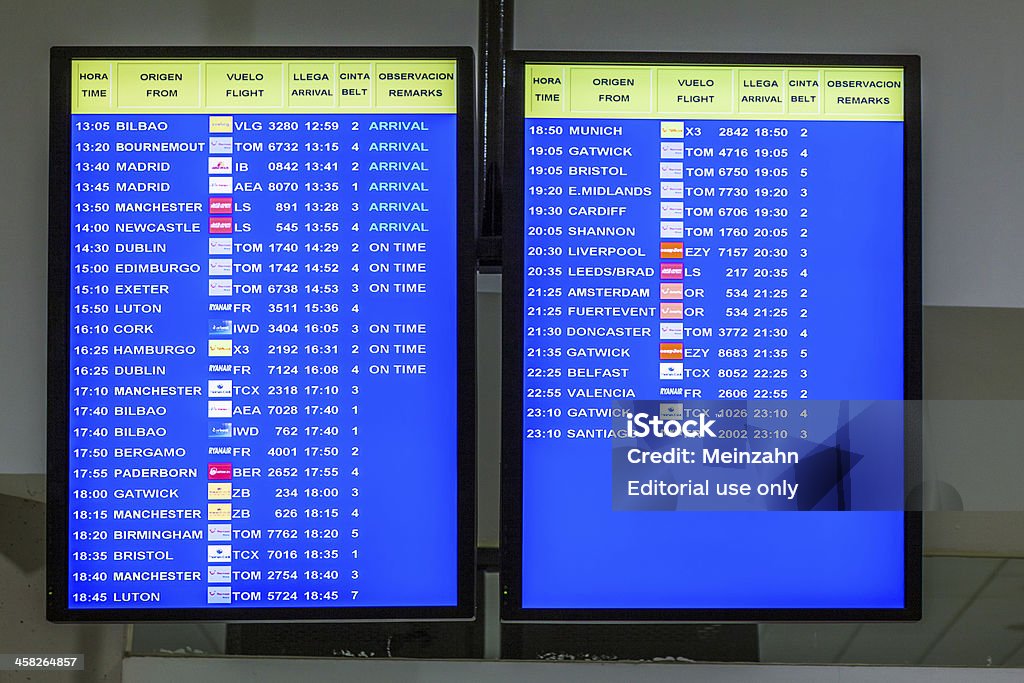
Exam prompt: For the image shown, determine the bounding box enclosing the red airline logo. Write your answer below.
[208,463,232,480]
[209,217,233,234]
[209,197,233,214]
[660,263,684,280]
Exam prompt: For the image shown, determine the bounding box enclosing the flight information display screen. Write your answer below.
[502,53,921,620]
[48,48,475,621]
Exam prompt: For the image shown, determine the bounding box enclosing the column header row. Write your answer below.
[72,59,458,114]
[525,63,905,120]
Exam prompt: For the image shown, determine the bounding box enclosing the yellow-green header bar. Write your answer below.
[72,59,458,114]
[525,63,904,121]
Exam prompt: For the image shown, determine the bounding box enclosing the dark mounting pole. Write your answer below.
[478,0,513,268]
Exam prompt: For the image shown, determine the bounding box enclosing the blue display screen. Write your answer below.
[518,73,909,612]
[66,103,461,611]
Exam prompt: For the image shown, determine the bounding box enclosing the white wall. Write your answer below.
[123,656,1024,682]
[0,494,125,683]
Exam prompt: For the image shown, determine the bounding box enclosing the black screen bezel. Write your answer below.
[500,50,923,623]
[47,45,477,622]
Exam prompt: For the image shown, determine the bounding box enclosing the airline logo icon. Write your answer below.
[208,482,232,500]
[660,221,684,238]
[660,202,684,219]
[660,182,684,199]
[208,400,232,418]
[660,283,684,299]
[660,242,684,259]
[209,319,232,337]
[660,362,685,380]
[660,322,684,339]
[207,524,231,541]
[209,259,233,276]
[207,586,231,604]
[209,237,233,255]
[208,157,232,174]
[207,544,231,562]
[660,162,684,179]
[208,503,231,520]
[209,339,232,357]
[660,263,684,280]
[207,566,231,583]
[209,197,233,214]
[209,421,232,438]
[209,116,233,133]
[661,121,685,138]
[209,176,232,193]
[208,462,233,480]
[209,137,233,154]
[660,302,684,319]
[208,379,232,398]
[209,217,233,234]
[660,342,684,360]
[661,141,685,158]
[209,279,232,296]
[660,403,684,420]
